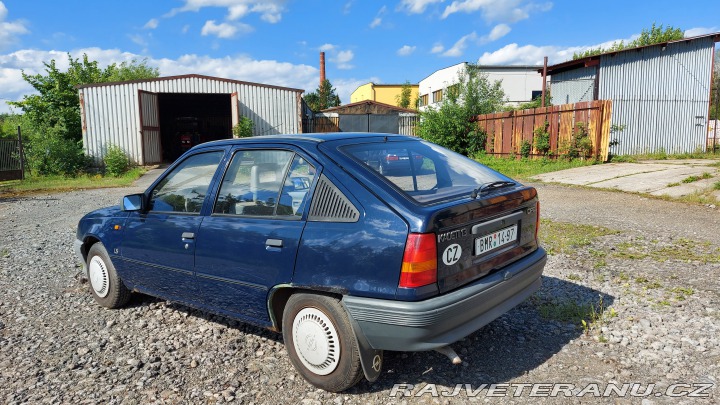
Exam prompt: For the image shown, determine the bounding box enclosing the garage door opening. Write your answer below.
[155,93,233,162]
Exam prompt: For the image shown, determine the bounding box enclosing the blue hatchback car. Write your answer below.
[75,133,546,392]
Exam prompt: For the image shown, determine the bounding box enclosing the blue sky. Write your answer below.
[0,0,718,113]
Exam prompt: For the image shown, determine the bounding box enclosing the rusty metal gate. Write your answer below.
[0,138,24,181]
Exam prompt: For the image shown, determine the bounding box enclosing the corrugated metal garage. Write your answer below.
[78,74,304,165]
[546,33,719,155]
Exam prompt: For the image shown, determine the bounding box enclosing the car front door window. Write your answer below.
[151,152,224,213]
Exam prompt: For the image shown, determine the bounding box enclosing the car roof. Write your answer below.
[193,132,418,149]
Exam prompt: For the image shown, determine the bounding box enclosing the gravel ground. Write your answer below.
[0,181,718,404]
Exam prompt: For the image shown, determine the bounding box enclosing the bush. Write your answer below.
[26,134,89,176]
[104,144,132,177]
[466,128,488,157]
[520,140,532,158]
[533,122,551,156]
[232,117,254,138]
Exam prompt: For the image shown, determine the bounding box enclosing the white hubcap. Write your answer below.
[292,307,340,375]
[88,256,110,298]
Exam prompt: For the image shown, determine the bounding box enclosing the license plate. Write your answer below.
[475,224,518,255]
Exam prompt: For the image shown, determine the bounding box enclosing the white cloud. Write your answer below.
[334,50,354,70]
[488,23,511,41]
[441,0,552,23]
[431,43,444,54]
[343,1,353,14]
[399,0,445,14]
[166,0,286,24]
[0,1,29,50]
[397,45,416,56]
[144,18,159,29]
[318,44,354,69]
[685,27,718,38]
[200,20,253,38]
[440,25,510,57]
[370,5,387,29]
[442,32,477,57]
[0,47,321,114]
[477,42,588,65]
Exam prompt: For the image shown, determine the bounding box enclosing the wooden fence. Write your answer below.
[474,100,612,161]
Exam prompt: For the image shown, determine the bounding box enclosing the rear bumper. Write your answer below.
[342,247,546,351]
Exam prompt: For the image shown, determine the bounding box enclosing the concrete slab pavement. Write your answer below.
[531,159,720,198]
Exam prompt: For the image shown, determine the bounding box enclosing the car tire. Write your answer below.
[282,293,363,392]
[86,242,131,309]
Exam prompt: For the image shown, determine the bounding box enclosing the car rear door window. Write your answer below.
[214,150,312,217]
[149,151,224,213]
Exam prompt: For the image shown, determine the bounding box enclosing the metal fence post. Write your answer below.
[16,126,25,180]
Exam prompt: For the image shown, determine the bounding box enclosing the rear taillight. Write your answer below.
[386,155,399,161]
[535,201,540,241]
[399,233,437,288]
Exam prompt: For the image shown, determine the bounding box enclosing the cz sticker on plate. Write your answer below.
[475,224,518,256]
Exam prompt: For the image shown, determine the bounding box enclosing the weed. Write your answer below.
[618,272,629,282]
[0,248,8,257]
[536,295,613,336]
[667,182,680,187]
[682,175,701,183]
[540,220,620,255]
[701,172,713,179]
[598,335,609,343]
[475,154,596,181]
[567,274,582,281]
[714,181,720,190]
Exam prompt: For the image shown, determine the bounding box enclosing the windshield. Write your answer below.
[341,140,512,204]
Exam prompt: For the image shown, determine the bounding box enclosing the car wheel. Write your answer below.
[282,293,363,392]
[87,242,131,309]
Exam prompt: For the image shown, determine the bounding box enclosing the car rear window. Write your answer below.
[341,140,511,205]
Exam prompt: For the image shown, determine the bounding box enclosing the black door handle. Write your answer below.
[182,232,195,239]
[266,238,283,248]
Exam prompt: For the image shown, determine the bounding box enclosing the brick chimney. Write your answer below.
[319,52,326,86]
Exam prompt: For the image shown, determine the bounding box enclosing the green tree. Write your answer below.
[395,81,413,109]
[303,79,341,111]
[416,63,505,155]
[7,54,159,176]
[573,23,684,60]
[9,54,159,142]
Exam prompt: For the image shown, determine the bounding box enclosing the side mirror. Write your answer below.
[121,194,145,212]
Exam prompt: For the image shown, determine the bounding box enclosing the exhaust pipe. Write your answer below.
[434,345,462,364]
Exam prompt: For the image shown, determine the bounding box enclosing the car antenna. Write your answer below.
[384,136,388,142]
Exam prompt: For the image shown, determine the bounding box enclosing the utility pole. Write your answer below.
[541,56,548,107]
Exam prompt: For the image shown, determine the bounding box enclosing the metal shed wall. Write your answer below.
[548,66,596,105]
[599,37,715,155]
[80,76,303,164]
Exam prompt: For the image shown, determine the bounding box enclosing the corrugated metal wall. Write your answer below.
[80,76,303,164]
[599,37,715,155]
[549,66,597,105]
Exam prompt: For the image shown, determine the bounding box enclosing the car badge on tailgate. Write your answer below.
[437,228,468,243]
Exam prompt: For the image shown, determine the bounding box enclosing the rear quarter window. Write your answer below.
[341,140,510,205]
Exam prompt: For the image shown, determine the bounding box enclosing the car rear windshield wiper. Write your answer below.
[470,181,517,199]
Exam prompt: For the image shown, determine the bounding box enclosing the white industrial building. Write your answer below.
[418,62,544,111]
[78,74,304,165]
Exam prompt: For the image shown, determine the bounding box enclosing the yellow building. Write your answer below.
[350,83,419,109]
